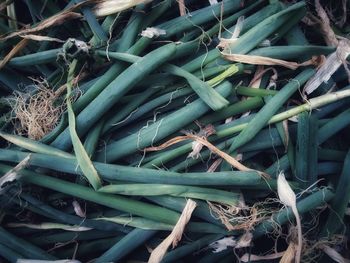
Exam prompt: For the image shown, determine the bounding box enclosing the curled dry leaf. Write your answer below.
[0,154,30,194]
[303,40,350,95]
[19,34,65,43]
[248,65,265,88]
[178,0,186,16]
[277,172,302,263]
[221,53,323,70]
[0,39,28,69]
[217,16,245,51]
[0,12,82,41]
[148,199,196,263]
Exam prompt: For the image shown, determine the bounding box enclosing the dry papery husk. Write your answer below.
[7,79,66,140]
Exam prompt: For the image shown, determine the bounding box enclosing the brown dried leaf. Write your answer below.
[178,0,186,16]
[315,0,338,47]
[0,4,85,41]
[248,65,264,88]
[0,38,29,69]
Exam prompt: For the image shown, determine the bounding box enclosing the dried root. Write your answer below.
[208,198,278,231]
[302,234,348,263]
[7,79,65,140]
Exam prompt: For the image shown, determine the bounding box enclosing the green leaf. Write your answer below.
[66,60,102,190]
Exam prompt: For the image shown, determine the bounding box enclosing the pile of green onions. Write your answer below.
[0,0,349,262]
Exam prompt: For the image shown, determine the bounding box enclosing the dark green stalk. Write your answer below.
[236,86,278,97]
[0,243,24,263]
[98,81,232,162]
[307,116,318,188]
[101,87,158,135]
[295,112,310,189]
[162,234,224,263]
[7,166,182,225]
[228,68,315,153]
[0,150,273,188]
[51,43,177,150]
[182,2,285,72]
[318,108,350,145]
[249,46,334,60]
[320,150,350,237]
[29,230,121,245]
[95,229,157,263]
[0,226,57,260]
[318,148,346,162]
[264,154,290,177]
[144,89,350,169]
[55,236,123,259]
[6,189,132,233]
[99,183,239,206]
[156,0,242,38]
[8,48,60,67]
[75,0,108,42]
